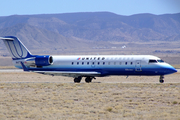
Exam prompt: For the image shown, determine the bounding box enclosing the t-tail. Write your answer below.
[0,36,33,59]
[0,36,53,70]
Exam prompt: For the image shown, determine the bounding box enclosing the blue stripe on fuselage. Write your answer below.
[15,63,177,76]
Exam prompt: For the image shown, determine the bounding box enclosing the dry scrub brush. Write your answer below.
[0,83,180,119]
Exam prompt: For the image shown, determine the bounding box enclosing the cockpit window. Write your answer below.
[149,59,157,63]
[157,59,164,63]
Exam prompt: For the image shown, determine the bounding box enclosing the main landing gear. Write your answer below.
[85,77,95,83]
[74,77,82,83]
[74,77,95,83]
[159,75,164,83]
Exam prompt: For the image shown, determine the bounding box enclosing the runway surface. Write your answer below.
[0,69,23,72]
[0,68,179,84]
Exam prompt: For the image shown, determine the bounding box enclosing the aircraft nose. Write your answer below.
[169,67,177,73]
[160,64,177,74]
[166,66,177,74]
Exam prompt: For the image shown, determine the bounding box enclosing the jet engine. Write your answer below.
[35,55,53,66]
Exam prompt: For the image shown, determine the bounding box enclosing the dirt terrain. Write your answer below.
[0,71,180,120]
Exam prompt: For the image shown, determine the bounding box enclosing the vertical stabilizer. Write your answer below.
[0,36,32,59]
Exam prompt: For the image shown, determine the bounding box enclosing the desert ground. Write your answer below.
[0,71,180,120]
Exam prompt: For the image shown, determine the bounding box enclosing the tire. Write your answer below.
[85,77,92,83]
[74,77,82,83]
[160,80,164,83]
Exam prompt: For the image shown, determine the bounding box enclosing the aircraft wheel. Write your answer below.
[74,77,82,83]
[160,80,164,83]
[85,77,92,83]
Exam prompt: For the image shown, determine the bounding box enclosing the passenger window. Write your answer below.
[82,62,84,65]
[86,58,89,60]
[131,62,133,65]
[102,57,105,60]
[98,62,100,65]
[98,57,100,60]
[92,62,95,65]
[77,62,79,65]
[125,62,127,65]
[103,62,105,65]
[149,60,157,63]
[72,62,74,65]
[87,62,89,65]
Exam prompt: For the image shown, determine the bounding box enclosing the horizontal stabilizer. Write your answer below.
[0,37,14,40]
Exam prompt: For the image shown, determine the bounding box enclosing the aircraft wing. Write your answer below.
[33,71,101,78]
[20,62,101,77]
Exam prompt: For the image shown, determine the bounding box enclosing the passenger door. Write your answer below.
[135,60,142,71]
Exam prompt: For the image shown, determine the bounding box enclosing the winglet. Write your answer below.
[20,62,29,71]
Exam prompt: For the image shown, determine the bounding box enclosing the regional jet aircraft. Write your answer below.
[0,36,177,83]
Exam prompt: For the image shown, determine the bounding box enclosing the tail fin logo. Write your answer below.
[1,36,30,59]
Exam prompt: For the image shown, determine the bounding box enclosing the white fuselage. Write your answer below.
[1,36,177,83]
[13,55,176,77]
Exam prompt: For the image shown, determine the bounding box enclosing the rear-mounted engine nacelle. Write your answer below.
[35,55,53,66]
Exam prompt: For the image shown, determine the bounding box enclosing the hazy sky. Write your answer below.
[1,0,180,16]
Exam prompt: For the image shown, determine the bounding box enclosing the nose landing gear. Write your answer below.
[159,75,164,83]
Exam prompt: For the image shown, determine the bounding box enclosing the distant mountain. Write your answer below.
[0,22,92,53]
[0,12,180,53]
